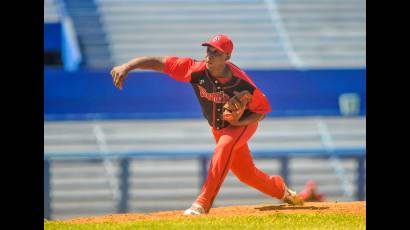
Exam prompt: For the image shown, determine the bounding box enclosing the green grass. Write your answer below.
[44,213,365,230]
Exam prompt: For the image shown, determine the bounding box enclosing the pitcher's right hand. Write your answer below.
[110,65,129,90]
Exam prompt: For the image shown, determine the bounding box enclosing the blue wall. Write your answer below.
[44,68,366,120]
[44,23,61,51]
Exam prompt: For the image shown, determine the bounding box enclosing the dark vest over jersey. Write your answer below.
[162,56,272,129]
[191,69,255,130]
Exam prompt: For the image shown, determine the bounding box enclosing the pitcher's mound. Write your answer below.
[63,201,365,224]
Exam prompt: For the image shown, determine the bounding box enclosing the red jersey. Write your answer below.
[163,56,271,129]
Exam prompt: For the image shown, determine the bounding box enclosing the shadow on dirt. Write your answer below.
[255,205,329,211]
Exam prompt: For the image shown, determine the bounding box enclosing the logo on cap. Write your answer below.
[201,34,234,55]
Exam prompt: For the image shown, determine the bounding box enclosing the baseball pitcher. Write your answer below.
[110,34,304,215]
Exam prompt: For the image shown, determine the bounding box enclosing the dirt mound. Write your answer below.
[62,201,365,224]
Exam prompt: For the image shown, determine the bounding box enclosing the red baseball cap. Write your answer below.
[201,34,234,55]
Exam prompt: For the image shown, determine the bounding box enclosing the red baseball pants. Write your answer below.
[194,122,286,213]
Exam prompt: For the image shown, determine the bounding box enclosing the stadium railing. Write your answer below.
[44,148,365,219]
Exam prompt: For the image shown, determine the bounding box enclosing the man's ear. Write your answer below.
[225,55,231,61]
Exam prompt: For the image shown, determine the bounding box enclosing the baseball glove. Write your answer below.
[223,90,252,122]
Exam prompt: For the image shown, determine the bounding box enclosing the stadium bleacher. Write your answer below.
[45,117,365,220]
[95,0,365,69]
[276,0,365,68]
[45,0,365,69]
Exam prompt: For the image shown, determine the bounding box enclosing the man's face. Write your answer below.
[205,46,230,70]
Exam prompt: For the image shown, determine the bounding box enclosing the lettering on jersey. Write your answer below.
[197,85,230,104]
